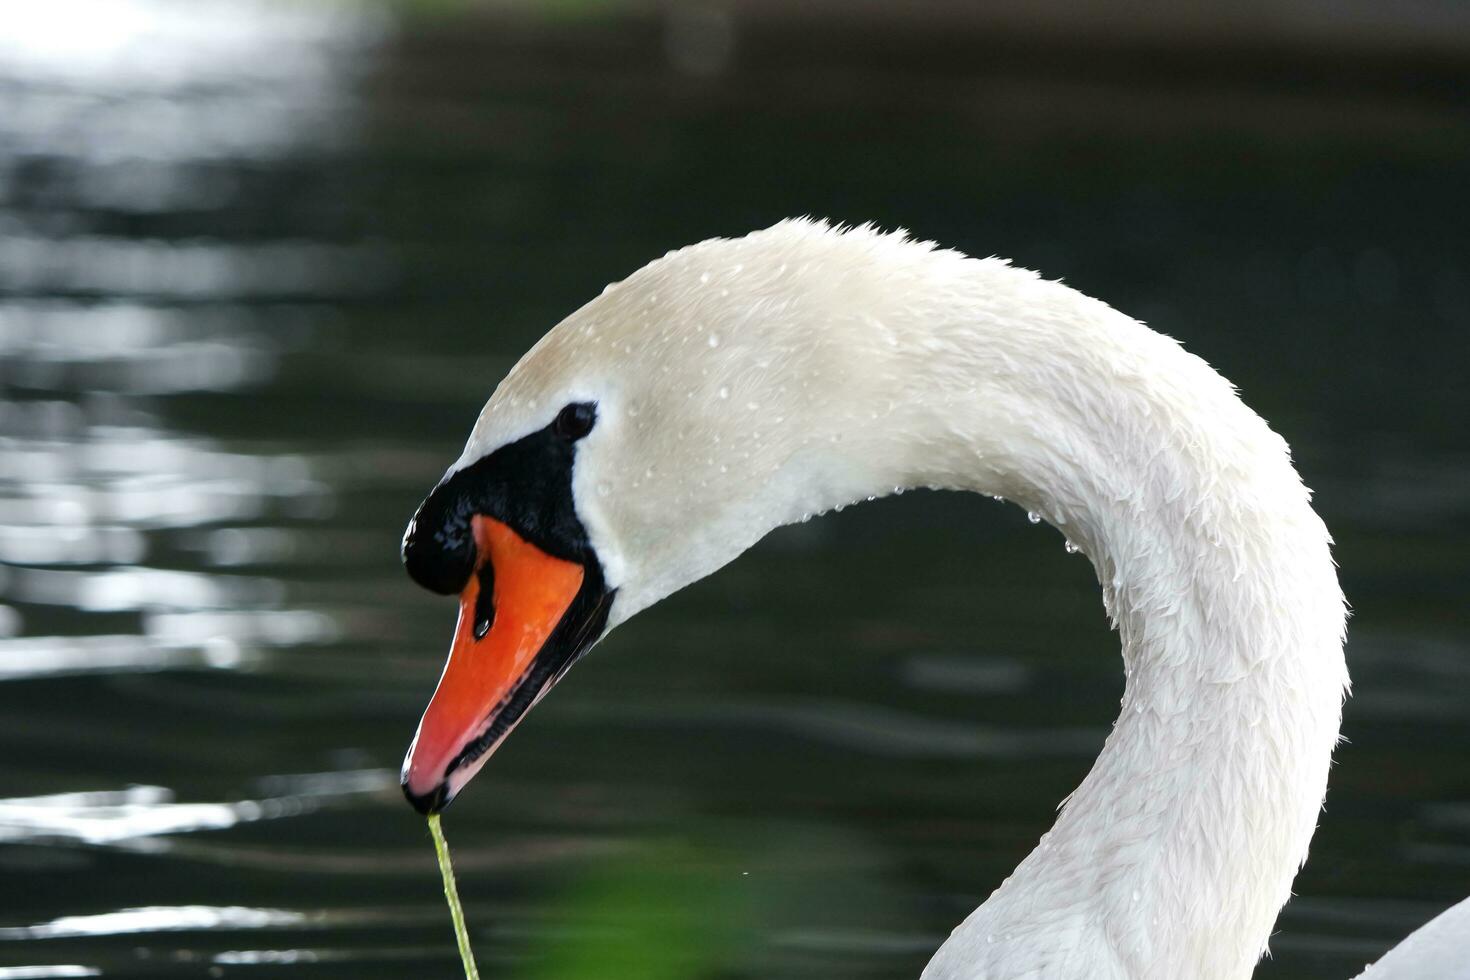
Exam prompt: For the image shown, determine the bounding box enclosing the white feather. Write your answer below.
[451,219,1457,979]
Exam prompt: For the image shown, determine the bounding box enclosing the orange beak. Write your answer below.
[401,515,587,812]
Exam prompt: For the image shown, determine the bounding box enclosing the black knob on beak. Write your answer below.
[402,483,477,596]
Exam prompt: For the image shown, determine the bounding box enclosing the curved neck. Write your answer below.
[780,257,1349,980]
[491,221,1350,977]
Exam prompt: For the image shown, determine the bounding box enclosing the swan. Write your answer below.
[396,218,1470,979]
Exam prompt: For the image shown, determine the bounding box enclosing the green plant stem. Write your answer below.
[429,813,481,980]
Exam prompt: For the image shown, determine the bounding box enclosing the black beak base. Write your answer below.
[403,779,450,816]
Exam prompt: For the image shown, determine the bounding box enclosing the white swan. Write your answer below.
[396,219,1470,979]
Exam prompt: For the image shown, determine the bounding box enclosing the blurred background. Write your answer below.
[1,1,1468,977]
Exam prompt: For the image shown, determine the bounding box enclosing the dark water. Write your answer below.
[2,3,1469,978]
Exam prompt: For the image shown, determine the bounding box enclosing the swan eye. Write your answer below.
[553,402,597,441]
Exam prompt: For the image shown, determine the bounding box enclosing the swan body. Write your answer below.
[1353,895,1470,979]
[399,219,1464,978]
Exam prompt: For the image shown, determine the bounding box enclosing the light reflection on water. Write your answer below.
[0,526,146,567]
[0,235,393,300]
[6,566,285,613]
[0,904,456,947]
[0,906,307,941]
[211,948,433,966]
[0,771,393,847]
[0,432,330,531]
[0,0,386,162]
[0,634,262,681]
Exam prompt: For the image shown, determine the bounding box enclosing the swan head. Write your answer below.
[398,219,936,812]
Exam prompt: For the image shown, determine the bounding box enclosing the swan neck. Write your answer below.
[834,274,1352,980]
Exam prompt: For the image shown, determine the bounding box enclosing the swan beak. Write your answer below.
[401,515,587,814]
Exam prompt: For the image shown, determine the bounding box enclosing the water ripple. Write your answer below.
[0,903,450,942]
[0,234,393,300]
[3,565,284,613]
[0,633,262,681]
[562,697,1102,759]
[0,905,305,941]
[0,770,394,847]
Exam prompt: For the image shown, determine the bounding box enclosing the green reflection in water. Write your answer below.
[523,823,922,979]
[533,844,746,979]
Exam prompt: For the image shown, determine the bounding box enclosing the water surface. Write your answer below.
[2,3,1468,977]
